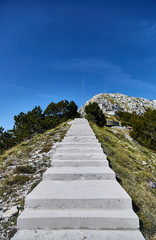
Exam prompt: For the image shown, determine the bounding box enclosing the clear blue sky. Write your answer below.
[1,0,156,130]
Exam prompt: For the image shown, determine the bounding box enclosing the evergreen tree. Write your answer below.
[14,106,45,141]
[0,127,14,154]
[64,101,79,120]
[85,102,106,127]
[44,100,79,122]
[0,99,79,154]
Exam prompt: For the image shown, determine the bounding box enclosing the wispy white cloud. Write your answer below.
[51,58,122,74]
[0,82,32,91]
[0,81,42,96]
[50,58,156,94]
[139,19,156,40]
[123,18,156,43]
[0,81,59,100]
[124,79,156,93]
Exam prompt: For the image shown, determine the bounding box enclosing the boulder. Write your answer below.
[2,206,19,219]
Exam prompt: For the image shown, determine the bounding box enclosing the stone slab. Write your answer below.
[62,139,99,144]
[25,180,132,209]
[12,230,145,240]
[43,167,115,180]
[17,208,139,230]
[51,160,108,167]
[53,153,107,160]
[66,132,94,136]
[62,136,98,140]
[59,143,101,148]
[67,128,93,131]
[56,147,103,153]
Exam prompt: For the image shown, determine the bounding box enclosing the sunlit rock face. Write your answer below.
[79,93,156,116]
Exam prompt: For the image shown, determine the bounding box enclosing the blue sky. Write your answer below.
[1,0,156,130]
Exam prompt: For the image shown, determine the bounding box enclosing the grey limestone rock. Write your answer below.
[2,206,19,219]
[79,93,156,116]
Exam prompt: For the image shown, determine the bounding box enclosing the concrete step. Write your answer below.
[17,208,139,230]
[62,136,98,140]
[51,160,108,167]
[56,147,103,153]
[66,131,94,135]
[59,143,101,148]
[69,118,89,126]
[67,128,93,131]
[68,126,94,134]
[72,124,90,126]
[53,153,107,160]
[66,133,94,137]
[43,167,115,180]
[62,139,99,144]
[25,180,131,209]
[12,229,145,240]
[63,135,97,140]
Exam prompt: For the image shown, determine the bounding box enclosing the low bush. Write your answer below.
[14,165,35,174]
[85,102,106,127]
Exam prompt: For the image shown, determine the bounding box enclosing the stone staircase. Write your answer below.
[12,118,145,240]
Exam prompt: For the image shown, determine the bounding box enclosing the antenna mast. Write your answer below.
[83,78,85,117]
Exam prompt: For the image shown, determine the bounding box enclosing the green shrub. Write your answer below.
[14,165,35,174]
[85,113,97,123]
[117,110,156,151]
[85,102,106,127]
[5,175,30,185]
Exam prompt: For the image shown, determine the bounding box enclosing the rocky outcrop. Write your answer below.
[79,93,156,116]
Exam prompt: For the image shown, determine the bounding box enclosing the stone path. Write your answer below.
[12,118,145,240]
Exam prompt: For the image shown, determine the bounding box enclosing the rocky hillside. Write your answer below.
[0,122,69,239]
[0,118,155,240]
[79,93,156,115]
[91,122,156,240]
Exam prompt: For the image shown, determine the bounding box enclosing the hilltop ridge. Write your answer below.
[79,93,156,116]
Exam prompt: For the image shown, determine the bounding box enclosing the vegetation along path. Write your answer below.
[12,118,145,240]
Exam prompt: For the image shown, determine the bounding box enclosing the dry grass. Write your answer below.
[0,121,70,239]
[90,122,156,240]
[151,235,156,240]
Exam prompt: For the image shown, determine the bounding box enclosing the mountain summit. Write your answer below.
[79,93,156,116]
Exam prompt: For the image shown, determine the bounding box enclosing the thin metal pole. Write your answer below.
[83,78,85,106]
[83,78,85,117]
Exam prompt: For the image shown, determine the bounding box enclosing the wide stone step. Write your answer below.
[43,167,115,180]
[63,136,97,140]
[56,147,103,153]
[62,139,99,144]
[68,127,93,131]
[25,180,131,209]
[70,124,90,127]
[53,153,107,160]
[67,128,93,131]
[12,229,145,240]
[17,208,139,230]
[66,133,94,137]
[69,121,89,125]
[59,143,101,148]
[51,160,108,167]
[66,131,94,135]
